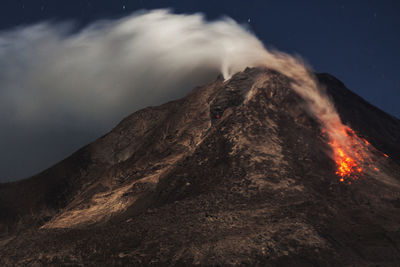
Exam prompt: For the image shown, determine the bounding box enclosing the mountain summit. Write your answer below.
[1,67,400,266]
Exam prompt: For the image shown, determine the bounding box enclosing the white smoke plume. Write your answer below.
[0,9,268,129]
[0,9,351,181]
[0,10,270,180]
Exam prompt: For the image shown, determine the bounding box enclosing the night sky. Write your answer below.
[1,0,399,181]
[2,0,399,117]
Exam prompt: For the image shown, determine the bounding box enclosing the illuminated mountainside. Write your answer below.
[1,67,400,266]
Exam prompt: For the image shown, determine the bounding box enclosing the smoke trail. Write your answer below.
[0,9,355,181]
[257,50,349,148]
[255,47,372,181]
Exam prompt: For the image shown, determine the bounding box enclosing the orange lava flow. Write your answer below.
[328,127,372,182]
[333,146,363,181]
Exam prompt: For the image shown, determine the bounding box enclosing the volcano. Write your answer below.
[1,67,400,266]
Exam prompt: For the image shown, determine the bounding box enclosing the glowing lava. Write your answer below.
[328,126,372,182]
[326,124,392,183]
[333,145,363,181]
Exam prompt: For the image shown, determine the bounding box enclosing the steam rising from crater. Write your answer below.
[0,9,268,128]
[0,9,269,180]
[0,9,361,181]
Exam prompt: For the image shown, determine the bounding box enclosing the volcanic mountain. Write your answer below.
[1,67,400,266]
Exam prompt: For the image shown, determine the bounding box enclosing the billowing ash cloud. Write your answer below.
[0,10,268,181]
[1,9,354,182]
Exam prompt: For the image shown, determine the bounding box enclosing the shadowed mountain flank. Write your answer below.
[1,67,399,266]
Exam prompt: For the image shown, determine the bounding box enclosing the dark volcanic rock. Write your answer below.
[0,67,399,266]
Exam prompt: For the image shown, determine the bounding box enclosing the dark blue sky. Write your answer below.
[1,0,399,118]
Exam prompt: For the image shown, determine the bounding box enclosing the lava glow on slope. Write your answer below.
[327,127,375,183]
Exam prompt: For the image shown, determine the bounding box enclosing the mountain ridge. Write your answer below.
[1,67,399,266]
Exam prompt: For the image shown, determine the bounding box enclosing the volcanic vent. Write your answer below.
[1,67,400,266]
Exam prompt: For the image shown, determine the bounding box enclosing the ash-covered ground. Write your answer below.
[1,68,399,266]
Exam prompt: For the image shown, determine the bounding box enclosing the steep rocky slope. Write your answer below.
[0,67,399,266]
